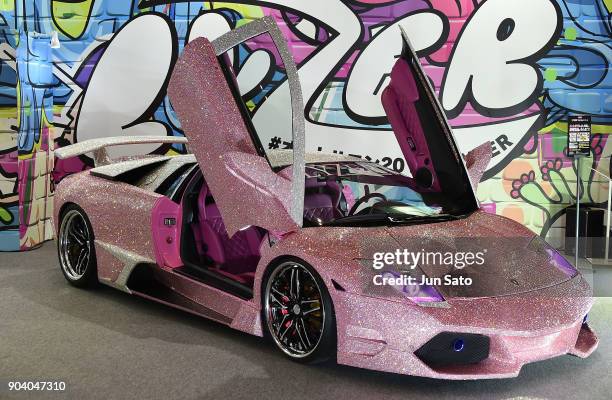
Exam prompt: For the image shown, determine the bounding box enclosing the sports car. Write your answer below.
[53,17,597,379]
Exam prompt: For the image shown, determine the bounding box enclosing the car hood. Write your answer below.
[382,211,573,298]
[299,211,573,300]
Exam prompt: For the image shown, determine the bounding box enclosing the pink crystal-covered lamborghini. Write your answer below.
[54,17,597,379]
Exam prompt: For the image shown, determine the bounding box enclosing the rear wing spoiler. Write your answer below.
[54,136,188,166]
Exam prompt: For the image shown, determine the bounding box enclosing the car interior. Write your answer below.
[171,29,478,298]
[302,176,349,224]
[176,166,358,297]
[178,171,267,298]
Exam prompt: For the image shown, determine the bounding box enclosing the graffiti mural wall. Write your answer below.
[0,26,55,250]
[0,0,610,250]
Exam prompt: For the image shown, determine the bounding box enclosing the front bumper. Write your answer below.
[333,277,598,380]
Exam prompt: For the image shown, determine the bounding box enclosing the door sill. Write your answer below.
[174,263,253,300]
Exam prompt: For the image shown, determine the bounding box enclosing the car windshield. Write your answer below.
[301,160,467,226]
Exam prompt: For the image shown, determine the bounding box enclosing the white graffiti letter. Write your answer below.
[187,11,231,44]
[76,14,176,158]
[345,11,446,123]
[441,0,560,118]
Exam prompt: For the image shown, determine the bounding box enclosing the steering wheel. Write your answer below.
[348,193,387,216]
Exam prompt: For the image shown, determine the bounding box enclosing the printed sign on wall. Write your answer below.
[567,115,592,158]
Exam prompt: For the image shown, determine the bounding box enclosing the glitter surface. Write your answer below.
[167,18,306,236]
[54,172,160,261]
[465,141,493,191]
[52,17,598,381]
[96,240,155,293]
[55,170,597,379]
[134,155,196,192]
[54,135,188,166]
[212,16,306,230]
[268,150,359,169]
[89,156,172,179]
[400,26,478,206]
[251,209,597,379]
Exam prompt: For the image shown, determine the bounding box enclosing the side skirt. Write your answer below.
[175,263,253,300]
[127,263,233,325]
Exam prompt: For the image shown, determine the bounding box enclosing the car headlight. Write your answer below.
[380,270,446,305]
[358,259,446,305]
[528,236,578,277]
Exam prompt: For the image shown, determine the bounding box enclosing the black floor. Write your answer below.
[1,242,611,400]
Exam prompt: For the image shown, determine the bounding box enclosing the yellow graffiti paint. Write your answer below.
[0,107,17,120]
[18,104,51,161]
[0,0,14,12]
[0,207,11,224]
[165,148,181,156]
[605,0,612,13]
[52,0,95,39]
[208,2,264,21]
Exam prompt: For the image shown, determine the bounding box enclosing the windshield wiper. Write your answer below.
[386,213,463,224]
[324,213,464,227]
[323,213,389,226]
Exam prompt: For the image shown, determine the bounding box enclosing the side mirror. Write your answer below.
[464,141,492,191]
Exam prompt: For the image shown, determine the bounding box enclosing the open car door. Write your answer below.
[381,28,480,212]
[168,17,305,237]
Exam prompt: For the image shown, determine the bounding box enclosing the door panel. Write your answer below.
[168,18,305,236]
[381,28,479,211]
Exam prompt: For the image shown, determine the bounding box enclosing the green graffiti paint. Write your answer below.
[0,206,12,224]
[544,68,557,82]
[564,26,577,41]
[51,0,95,39]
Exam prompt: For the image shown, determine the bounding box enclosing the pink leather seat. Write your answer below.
[192,184,225,264]
[191,182,264,286]
[303,178,344,224]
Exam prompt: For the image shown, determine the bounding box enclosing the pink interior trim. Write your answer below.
[382,58,440,191]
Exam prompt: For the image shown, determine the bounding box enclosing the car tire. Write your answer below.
[262,258,336,364]
[57,204,98,288]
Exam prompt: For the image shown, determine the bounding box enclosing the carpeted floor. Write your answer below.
[1,242,610,400]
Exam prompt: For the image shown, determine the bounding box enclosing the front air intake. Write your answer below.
[415,332,490,367]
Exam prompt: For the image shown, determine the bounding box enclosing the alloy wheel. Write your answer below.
[265,261,326,358]
[59,209,92,280]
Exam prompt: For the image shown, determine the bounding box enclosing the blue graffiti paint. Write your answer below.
[539,0,611,124]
